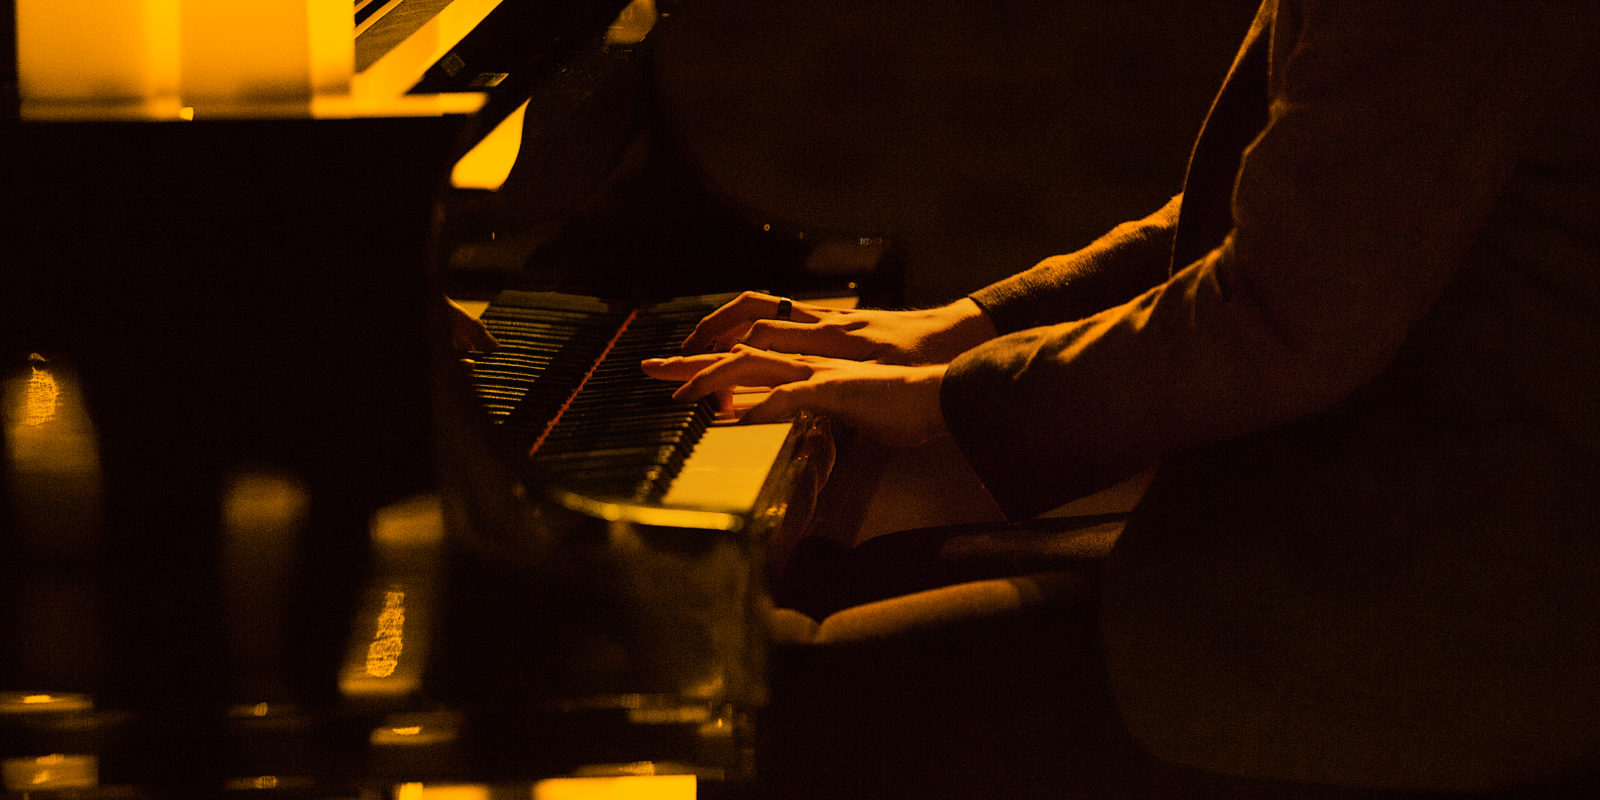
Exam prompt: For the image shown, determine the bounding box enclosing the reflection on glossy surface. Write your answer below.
[221,773,324,792]
[372,495,449,548]
[0,692,104,791]
[401,783,488,800]
[367,590,408,678]
[369,710,462,750]
[2,354,107,690]
[604,0,657,46]
[221,468,310,703]
[386,774,696,800]
[451,100,528,190]
[2,354,102,491]
[341,495,445,702]
[0,692,94,714]
[0,753,98,792]
[21,355,59,427]
[536,773,696,799]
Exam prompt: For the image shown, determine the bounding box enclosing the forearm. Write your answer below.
[969,194,1182,335]
[943,242,1392,520]
[917,297,998,362]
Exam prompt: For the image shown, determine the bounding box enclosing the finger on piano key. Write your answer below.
[720,386,774,422]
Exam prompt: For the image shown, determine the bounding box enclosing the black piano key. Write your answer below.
[466,291,737,501]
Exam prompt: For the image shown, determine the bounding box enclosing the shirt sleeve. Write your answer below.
[942,0,1598,520]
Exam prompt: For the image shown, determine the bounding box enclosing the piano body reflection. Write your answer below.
[1,0,846,793]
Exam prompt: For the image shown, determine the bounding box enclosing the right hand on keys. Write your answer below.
[642,347,950,446]
[680,291,998,365]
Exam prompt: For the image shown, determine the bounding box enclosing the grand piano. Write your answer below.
[0,1,852,795]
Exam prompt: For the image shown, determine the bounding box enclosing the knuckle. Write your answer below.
[734,291,772,312]
[766,384,800,406]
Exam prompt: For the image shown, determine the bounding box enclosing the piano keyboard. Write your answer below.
[468,291,735,505]
[340,291,840,779]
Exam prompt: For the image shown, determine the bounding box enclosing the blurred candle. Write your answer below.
[181,0,352,115]
[15,0,182,118]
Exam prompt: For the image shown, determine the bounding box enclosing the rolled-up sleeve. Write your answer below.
[942,1,1597,520]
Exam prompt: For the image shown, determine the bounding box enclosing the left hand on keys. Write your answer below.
[442,297,498,354]
[642,345,949,447]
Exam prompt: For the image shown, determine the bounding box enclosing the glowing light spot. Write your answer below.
[605,0,657,45]
[2,693,93,714]
[23,356,59,426]
[534,774,696,800]
[365,591,406,677]
[3,754,98,791]
[450,99,528,190]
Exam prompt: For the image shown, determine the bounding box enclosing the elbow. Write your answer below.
[1216,263,1419,422]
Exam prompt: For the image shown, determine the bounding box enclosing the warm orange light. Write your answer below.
[605,0,658,46]
[1,693,93,713]
[660,424,792,511]
[179,0,352,116]
[385,776,695,800]
[451,0,661,193]
[349,0,502,110]
[0,754,98,791]
[405,785,491,800]
[365,590,407,678]
[1,357,105,540]
[451,100,529,190]
[370,495,447,547]
[535,774,696,800]
[23,356,60,427]
[220,468,309,687]
[16,0,481,120]
[15,0,182,117]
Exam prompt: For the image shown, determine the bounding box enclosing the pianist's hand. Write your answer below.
[681,291,995,365]
[642,346,948,447]
[442,297,498,354]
